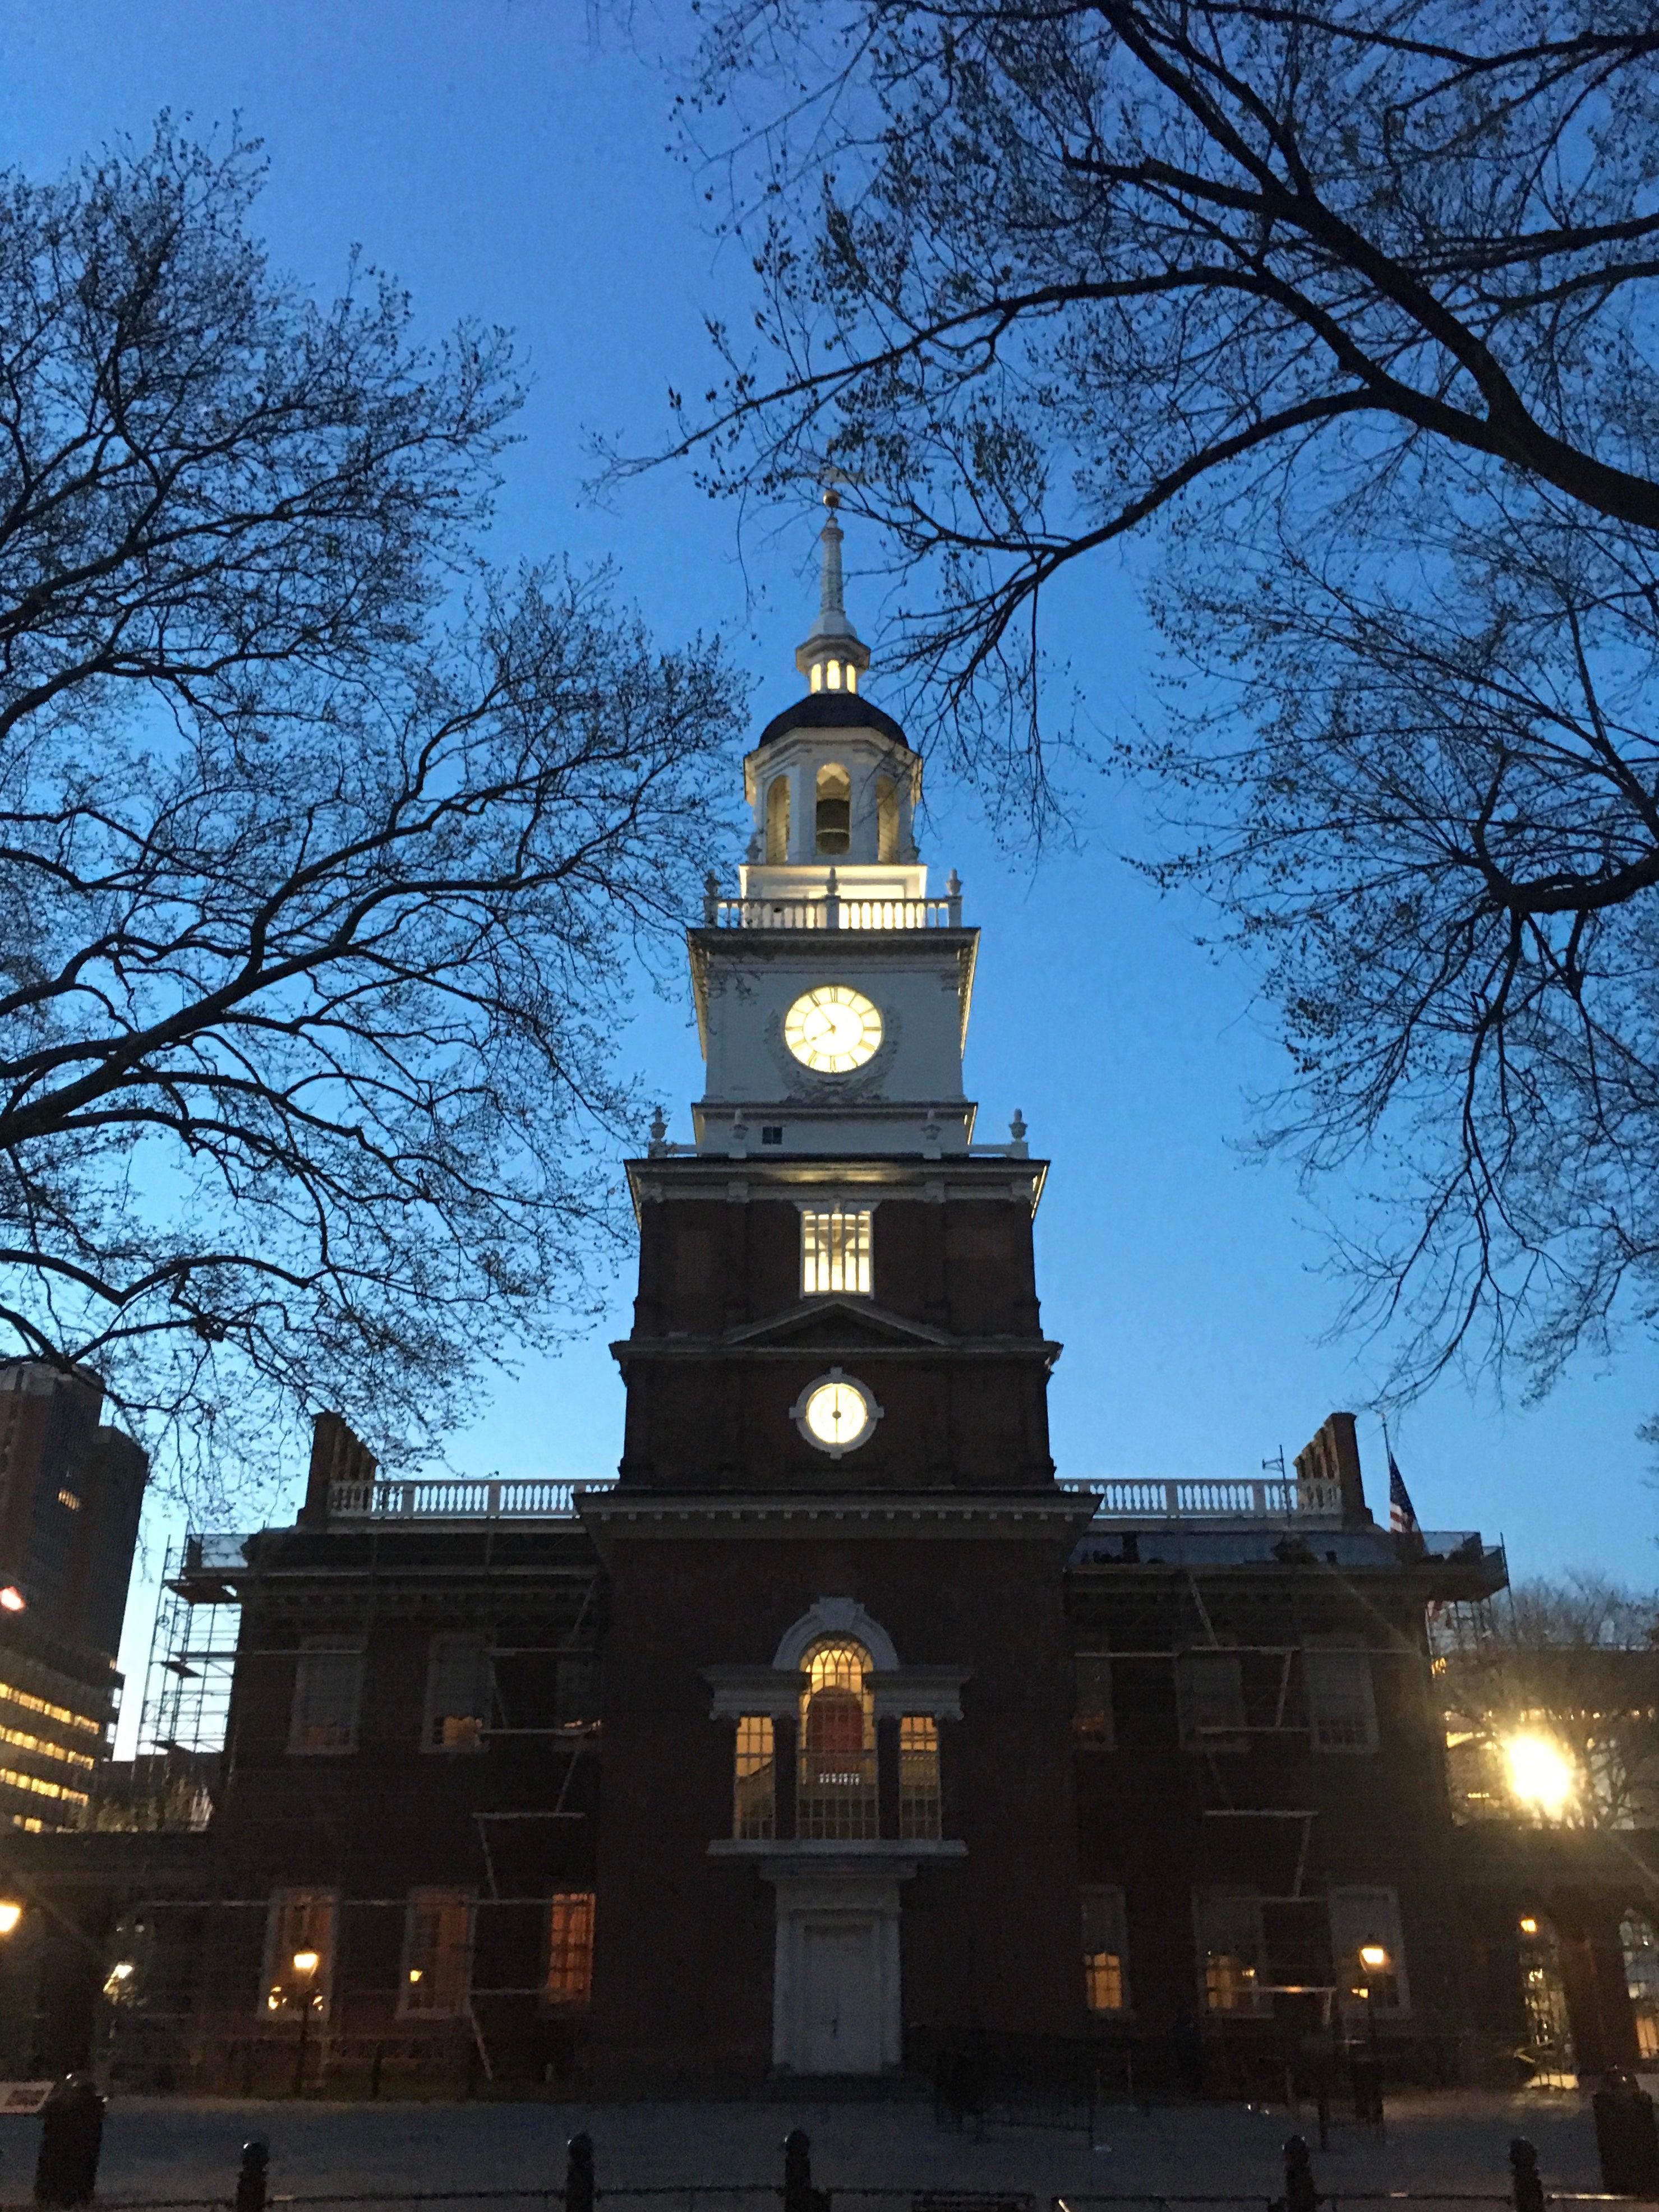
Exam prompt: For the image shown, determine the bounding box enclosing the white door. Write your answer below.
[799,1920,883,2073]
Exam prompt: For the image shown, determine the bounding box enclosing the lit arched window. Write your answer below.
[766,775,791,865]
[799,1637,876,1839]
[876,774,899,863]
[815,763,851,856]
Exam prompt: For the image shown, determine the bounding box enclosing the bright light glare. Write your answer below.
[1358,1942,1389,1973]
[1506,1734,1576,1817]
[0,1902,21,1936]
[0,1588,26,1614]
[292,1949,320,1975]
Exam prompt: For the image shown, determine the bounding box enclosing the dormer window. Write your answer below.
[815,763,851,854]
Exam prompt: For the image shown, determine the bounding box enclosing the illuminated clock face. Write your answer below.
[793,1369,881,1457]
[784,985,883,1074]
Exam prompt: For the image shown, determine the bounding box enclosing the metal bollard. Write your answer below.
[784,2131,829,2212]
[33,2076,104,2209]
[1282,2134,1319,2212]
[1509,2137,1544,2212]
[565,2133,595,2212]
[236,2140,269,2212]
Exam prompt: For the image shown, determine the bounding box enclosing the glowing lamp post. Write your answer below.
[291,1949,320,2096]
[1357,1940,1390,2060]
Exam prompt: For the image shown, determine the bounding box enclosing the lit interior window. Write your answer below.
[798,1640,876,1840]
[826,659,842,689]
[899,1715,940,1840]
[810,663,823,692]
[846,664,858,692]
[734,1716,776,1840]
[1082,1886,1128,2012]
[801,1207,872,1296]
[545,1892,595,2007]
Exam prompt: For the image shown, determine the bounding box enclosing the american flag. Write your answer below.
[1388,1448,1420,1536]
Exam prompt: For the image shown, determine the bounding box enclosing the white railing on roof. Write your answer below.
[1065,1477,1345,1522]
[329,1478,601,1521]
[704,871,964,931]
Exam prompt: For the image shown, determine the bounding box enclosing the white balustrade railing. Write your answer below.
[327,1473,1345,1524]
[329,1477,598,1521]
[703,869,965,931]
[1064,1477,1346,1522]
[709,894,964,930]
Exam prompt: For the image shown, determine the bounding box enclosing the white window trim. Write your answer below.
[1305,1637,1380,1756]
[397,1888,475,2020]
[421,1634,492,1756]
[259,1888,339,2020]
[287,1641,365,1757]
[1330,1885,1412,2017]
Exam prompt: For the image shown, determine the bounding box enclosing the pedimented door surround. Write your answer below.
[763,1845,920,2074]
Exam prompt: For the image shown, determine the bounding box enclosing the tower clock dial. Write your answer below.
[784,985,883,1074]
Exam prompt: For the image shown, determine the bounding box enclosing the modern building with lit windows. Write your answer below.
[15,508,1580,2098]
[0,1361,145,1832]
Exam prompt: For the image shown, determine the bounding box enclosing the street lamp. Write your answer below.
[0,1903,23,1938]
[1357,1940,1390,2059]
[291,1949,320,2098]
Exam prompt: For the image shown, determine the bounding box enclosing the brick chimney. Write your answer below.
[1293,1411,1372,1528]
[297,1411,377,1530]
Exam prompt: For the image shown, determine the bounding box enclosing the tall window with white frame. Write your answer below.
[400,1890,473,2017]
[545,1892,596,2008]
[1082,1885,1130,2014]
[801,1207,872,1297]
[734,1716,776,1840]
[1197,1888,1270,2015]
[422,1636,492,1752]
[898,1716,941,1839]
[798,1639,878,1840]
[262,1890,337,2018]
[288,1641,364,1754]
[1304,1642,1379,1753]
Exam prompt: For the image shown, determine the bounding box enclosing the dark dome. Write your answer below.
[755,691,913,751]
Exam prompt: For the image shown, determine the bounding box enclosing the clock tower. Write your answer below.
[582,498,1093,2089]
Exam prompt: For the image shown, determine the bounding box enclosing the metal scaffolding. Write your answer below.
[133,1534,246,1768]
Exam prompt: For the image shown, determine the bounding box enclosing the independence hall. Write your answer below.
[16,507,1644,2102]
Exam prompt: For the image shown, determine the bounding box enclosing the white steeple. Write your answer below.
[679,501,979,1160]
[794,489,871,696]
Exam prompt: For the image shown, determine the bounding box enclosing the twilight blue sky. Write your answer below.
[1,0,1650,1742]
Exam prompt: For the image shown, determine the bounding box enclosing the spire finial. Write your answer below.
[796,486,870,694]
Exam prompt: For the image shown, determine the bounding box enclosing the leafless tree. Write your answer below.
[635,1,1659,1409]
[1437,1573,1659,1827]
[2,126,746,1506]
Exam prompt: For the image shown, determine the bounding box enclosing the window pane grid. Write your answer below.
[1198,1888,1269,2015]
[799,1638,878,1840]
[401,1890,472,2017]
[289,1642,363,1754]
[899,1715,940,1840]
[262,1890,337,2019]
[1082,1885,1128,2013]
[801,1209,872,1297]
[734,1715,776,1840]
[545,1892,595,2008]
[1306,1647,1377,1752]
[423,1637,492,1753]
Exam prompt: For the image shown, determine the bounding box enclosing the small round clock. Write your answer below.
[791,1368,882,1458]
[784,984,883,1074]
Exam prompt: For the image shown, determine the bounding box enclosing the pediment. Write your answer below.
[723,1297,952,1351]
